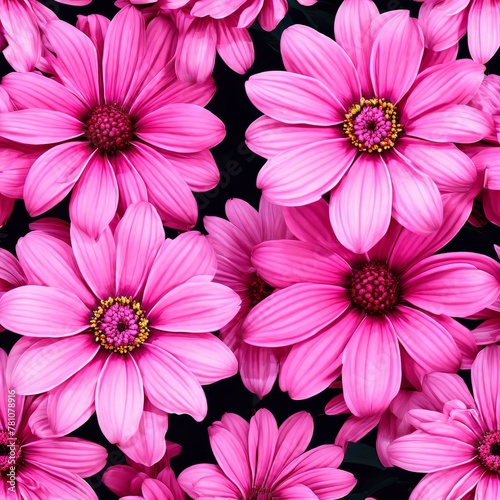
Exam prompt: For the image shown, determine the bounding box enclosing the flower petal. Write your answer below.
[468,0,500,63]
[216,22,254,75]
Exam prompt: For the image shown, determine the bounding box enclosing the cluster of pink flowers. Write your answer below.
[0,0,500,498]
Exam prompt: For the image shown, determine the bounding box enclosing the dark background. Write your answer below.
[1,0,499,498]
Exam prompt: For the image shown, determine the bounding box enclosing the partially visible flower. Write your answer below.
[245,0,490,253]
[416,0,500,64]
[388,344,500,499]
[178,408,357,499]
[0,348,107,499]
[0,202,240,467]
[204,197,292,398]
[103,440,184,499]
[0,6,224,238]
[243,193,490,417]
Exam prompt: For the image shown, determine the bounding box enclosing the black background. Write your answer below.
[1,0,500,498]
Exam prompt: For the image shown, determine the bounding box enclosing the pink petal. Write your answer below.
[175,17,217,83]
[71,225,116,300]
[28,218,70,245]
[47,354,105,435]
[257,0,287,31]
[401,59,486,123]
[69,153,119,239]
[102,465,141,497]
[370,11,423,104]
[151,332,237,384]
[473,318,500,345]
[388,431,476,472]
[281,24,361,110]
[468,0,500,63]
[44,20,100,108]
[2,72,87,119]
[404,104,493,143]
[475,472,500,500]
[385,150,443,234]
[389,306,461,373]
[121,143,198,231]
[8,335,99,394]
[115,201,164,298]
[135,343,207,421]
[112,154,148,215]
[23,143,92,217]
[246,116,342,159]
[472,344,500,431]
[246,71,344,125]
[0,109,83,145]
[178,464,241,498]
[329,154,392,254]
[95,354,144,443]
[334,414,380,449]
[16,232,94,308]
[342,315,401,417]
[142,231,216,310]
[242,283,349,347]
[135,103,225,153]
[275,485,316,499]
[0,285,90,337]
[141,478,175,500]
[23,437,106,477]
[103,6,146,107]
[257,139,356,206]
[216,22,254,74]
[148,282,240,333]
[191,0,247,18]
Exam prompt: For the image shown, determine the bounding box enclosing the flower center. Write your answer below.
[349,262,399,314]
[90,297,149,354]
[343,97,402,153]
[248,275,274,306]
[478,430,500,473]
[85,104,133,153]
[0,430,22,473]
[249,487,274,500]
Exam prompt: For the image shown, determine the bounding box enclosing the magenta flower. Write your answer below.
[0,6,224,238]
[417,0,500,63]
[243,194,497,416]
[0,348,107,499]
[245,0,491,253]
[178,408,357,498]
[103,440,185,499]
[0,203,240,463]
[388,344,500,499]
[205,197,292,398]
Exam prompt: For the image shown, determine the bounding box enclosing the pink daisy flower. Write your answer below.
[0,348,107,500]
[178,408,357,498]
[245,0,492,253]
[243,194,497,416]
[0,0,91,72]
[103,440,185,499]
[0,202,240,463]
[0,6,225,238]
[204,197,292,398]
[388,344,500,499]
[417,0,500,64]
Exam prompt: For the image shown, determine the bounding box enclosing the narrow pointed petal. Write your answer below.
[238,343,279,399]
[343,315,401,416]
[330,154,392,254]
[95,354,143,443]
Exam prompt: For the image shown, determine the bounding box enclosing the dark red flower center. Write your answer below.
[248,275,274,306]
[478,430,500,473]
[85,104,133,153]
[343,97,402,153]
[0,430,22,473]
[249,487,274,500]
[349,262,399,314]
[90,296,149,354]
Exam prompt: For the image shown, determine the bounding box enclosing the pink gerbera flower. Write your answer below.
[204,197,292,398]
[245,0,492,253]
[0,202,240,465]
[178,408,357,498]
[0,6,225,238]
[0,348,107,500]
[103,440,185,499]
[388,344,500,499]
[243,194,497,416]
[417,0,500,64]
